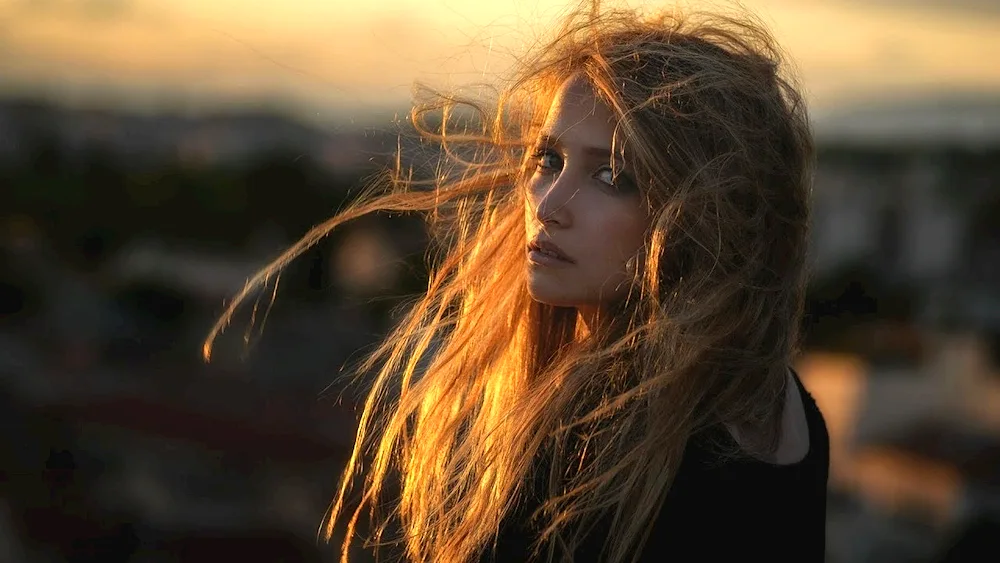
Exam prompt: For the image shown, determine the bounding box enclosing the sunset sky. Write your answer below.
[1,0,998,124]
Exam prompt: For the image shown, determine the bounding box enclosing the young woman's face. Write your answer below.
[524,76,650,317]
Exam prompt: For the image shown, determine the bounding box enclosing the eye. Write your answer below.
[594,166,617,187]
[593,166,638,194]
[531,148,562,173]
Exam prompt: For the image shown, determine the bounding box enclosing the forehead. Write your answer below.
[539,76,619,145]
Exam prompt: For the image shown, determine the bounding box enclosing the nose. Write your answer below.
[532,171,579,228]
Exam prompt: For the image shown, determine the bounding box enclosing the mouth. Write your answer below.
[527,238,575,264]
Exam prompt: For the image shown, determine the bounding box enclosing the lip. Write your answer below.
[527,237,575,265]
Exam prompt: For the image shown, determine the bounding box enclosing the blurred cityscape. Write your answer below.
[1,91,999,563]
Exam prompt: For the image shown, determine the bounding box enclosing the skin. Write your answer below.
[524,76,650,331]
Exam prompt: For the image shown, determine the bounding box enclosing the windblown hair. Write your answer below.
[205,2,813,562]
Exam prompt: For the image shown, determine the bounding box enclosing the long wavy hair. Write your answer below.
[205,3,813,562]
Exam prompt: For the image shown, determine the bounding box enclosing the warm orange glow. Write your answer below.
[2,1,998,115]
[796,352,868,486]
[851,448,963,526]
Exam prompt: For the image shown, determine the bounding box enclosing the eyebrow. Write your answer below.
[535,133,624,162]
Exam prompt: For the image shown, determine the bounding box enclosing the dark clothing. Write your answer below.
[481,372,830,562]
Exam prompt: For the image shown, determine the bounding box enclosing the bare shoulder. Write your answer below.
[726,369,811,465]
[770,368,811,465]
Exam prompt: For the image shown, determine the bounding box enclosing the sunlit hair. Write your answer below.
[205,2,813,562]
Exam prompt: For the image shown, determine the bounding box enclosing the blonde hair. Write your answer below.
[205,3,813,562]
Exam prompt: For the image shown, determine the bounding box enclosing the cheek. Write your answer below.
[522,181,541,226]
[596,209,648,262]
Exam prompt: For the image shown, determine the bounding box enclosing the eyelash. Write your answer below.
[530,147,633,192]
[530,148,562,172]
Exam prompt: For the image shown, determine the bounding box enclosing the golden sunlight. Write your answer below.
[1,0,997,116]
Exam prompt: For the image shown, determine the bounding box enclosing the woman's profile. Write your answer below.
[206,2,829,562]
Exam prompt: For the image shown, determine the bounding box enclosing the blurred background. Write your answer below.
[1,0,999,561]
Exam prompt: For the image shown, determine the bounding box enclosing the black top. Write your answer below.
[481,372,830,562]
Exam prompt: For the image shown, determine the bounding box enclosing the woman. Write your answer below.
[206,3,829,562]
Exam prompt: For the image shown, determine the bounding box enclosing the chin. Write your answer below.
[526,276,582,308]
